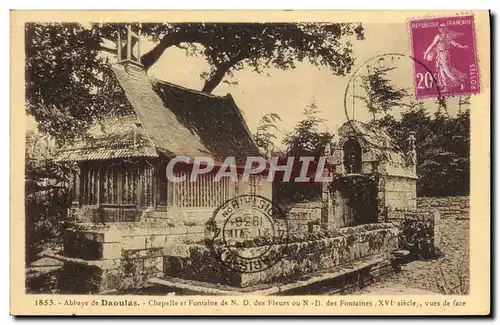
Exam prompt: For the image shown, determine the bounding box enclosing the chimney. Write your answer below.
[117,24,144,73]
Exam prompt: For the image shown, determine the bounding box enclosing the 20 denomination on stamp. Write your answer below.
[409,15,480,99]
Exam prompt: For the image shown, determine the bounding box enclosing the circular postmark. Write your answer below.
[343,52,442,123]
[205,195,288,273]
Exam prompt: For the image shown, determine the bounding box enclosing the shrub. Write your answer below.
[399,217,438,258]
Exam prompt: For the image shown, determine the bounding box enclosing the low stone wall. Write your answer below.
[164,223,399,288]
[58,221,205,293]
[384,177,417,210]
[284,202,323,234]
[67,206,149,223]
[417,196,469,219]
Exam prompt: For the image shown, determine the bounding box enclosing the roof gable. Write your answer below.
[59,64,262,164]
[339,120,399,150]
[335,120,416,178]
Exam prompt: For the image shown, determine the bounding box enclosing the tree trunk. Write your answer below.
[201,52,247,93]
[202,66,231,93]
[140,30,204,71]
[140,35,180,71]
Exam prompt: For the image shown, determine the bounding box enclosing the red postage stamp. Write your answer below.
[409,15,480,99]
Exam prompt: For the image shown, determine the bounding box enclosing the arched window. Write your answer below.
[343,139,362,174]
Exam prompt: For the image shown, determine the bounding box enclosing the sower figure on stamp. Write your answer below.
[423,23,469,93]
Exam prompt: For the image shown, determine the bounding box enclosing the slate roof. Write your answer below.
[57,62,262,165]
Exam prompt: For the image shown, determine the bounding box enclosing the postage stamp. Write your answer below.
[205,195,288,273]
[409,15,480,99]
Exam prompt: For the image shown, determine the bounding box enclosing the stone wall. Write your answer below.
[417,196,469,219]
[383,177,417,210]
[58,222,206,293]
[164,223,399,288]
[283,202,322,234]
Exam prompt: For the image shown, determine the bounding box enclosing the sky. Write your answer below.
[27,22,465,147]
[145,22,464,147]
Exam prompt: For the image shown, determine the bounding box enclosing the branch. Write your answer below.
[140,34,180,70]
[140,31,204,71]
[201,52,248,93]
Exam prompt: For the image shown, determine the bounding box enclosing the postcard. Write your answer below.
[11,10,490,316]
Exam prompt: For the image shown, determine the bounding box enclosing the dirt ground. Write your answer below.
[358,218,470,295]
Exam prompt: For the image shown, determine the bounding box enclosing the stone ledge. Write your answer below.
[67,222,206,243]
[149,255,388,295]
[40,251,121,270]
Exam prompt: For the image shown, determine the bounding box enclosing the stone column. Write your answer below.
[377,176,387,223]
[320,178,334,230]
[71,163,81,208]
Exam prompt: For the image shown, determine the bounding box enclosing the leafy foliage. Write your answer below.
[329,175,378,225]
[25,23,134,143]
[282,100,334,157]
[458,95,470,113]
[26,22,364,143]
[353,56,469,197]
[253,112,282,156]
[374,105,470,196]
[355,65,409,119]
[154,23,365,93]
[273,100,334,205]
[25,130,71,264]
[398,217,439,258]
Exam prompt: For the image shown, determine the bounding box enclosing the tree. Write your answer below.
[375,104,470,197]
[282,100,334,157]
[253,112,282,156]
[26,22,364,142]
[276,100,334,204]
[25,23,132,143]
[357,57,469,197]
[435,96,449,115]
[355,65,409,120]
[25,130,71,264]
[458,95,471,113]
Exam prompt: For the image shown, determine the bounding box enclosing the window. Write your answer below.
[343,139,362,174]
[102,165,119,204]
[141,164,155,207]
[81,162,153,207]
[83,167,99,205]
[173,172,234,208]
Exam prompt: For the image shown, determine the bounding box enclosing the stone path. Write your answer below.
[357,282,436,295]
